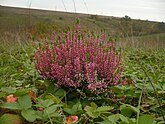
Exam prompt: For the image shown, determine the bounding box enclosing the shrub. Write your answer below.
[59,17,63,20]
[34,26,124,95]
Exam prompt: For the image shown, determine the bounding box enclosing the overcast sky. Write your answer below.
[1,0,165,22]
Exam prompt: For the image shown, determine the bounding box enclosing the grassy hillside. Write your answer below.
[0,6,165,41]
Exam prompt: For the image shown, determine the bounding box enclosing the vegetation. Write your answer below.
[1,6,165,40]
[0,6,165,124]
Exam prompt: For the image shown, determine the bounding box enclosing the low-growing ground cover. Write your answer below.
[0,26,165,124]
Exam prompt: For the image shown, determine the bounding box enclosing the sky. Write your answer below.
[0,0,165,22]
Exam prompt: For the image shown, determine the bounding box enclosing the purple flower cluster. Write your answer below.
[35,29,124,93]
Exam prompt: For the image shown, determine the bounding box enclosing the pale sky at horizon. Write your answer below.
[0,0,165,22]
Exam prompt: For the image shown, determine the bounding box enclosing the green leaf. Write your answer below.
[119,114,129,123]
[72,101,82,113]
[108,114,120,123]
[44,105,60,116]
[138,115,154,124]
[84,106,97,118]
[39,99,54,108]
[125,104,139,113]
[0,92,6,98]
[42,83,58,97]
[36,111,43,119]
[92,111,100,118]
[0,114,23,124]
[64,101,82,115]
[43,105,60,118]
[1,87,16,93]
[2,102,22,110]
[21,109,36,122]
[18,94,32,109]
[15,89,31,96]
[63,108,74,115]
[128,118,136,124]
[97,120,113,124]
[90,102,98,108]
[45,94,62,104]
[84,104,113,119]
[121,107,133,117]
[120,104,139,117]
[97,106,113,112]
[54,88,66,98]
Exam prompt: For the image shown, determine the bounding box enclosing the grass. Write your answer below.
[0,5,165,124]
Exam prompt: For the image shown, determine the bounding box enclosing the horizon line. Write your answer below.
[0,4,164,23]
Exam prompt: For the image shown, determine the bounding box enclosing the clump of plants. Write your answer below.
[35,25,124,97]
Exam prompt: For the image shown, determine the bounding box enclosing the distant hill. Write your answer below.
[0,6,165,39]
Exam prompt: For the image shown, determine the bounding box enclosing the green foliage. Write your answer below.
[18,94,32,109]
[0,41,164,123]
[0,13,165,123]
[0,87,16,93]
[21,109,36,122]
[84,103,113,119]
[0,114,23,124]
[64,101,82,115]
[138,115,154,124]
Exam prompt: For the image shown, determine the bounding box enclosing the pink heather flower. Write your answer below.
[35,26,124,94]
[85,62,96,84]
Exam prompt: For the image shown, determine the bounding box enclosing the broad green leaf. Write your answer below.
[21,109,36,122]
[42,83,58,97]
[121,107,133,117]
[0,92,6,98]
[92,111,100,118]
[63,108,74,115]
[15,89,31,96]
[72,101,82,113]
[108,114,120,123]
[125,104,139,113]
[97,120,113,124]
[84,106,97,118]
[18,94,32,109]
[44,105,60,116]
[2,102,22,110]
[119,114,129,123]
[128,118,136,124]
[39,99,54,108]
[1,87,16,93]
[84,104,113,119]
[0,114,23,124]
[84,106,96,113]
[138,115,154,124]
[54,88,66,98]
[120,104,139,117]
[36,111,43,119]
[64,101,82,115]
[90,102,98,108]
[45,94,62,104]
[97,106,113,112]
[44,106,60,118]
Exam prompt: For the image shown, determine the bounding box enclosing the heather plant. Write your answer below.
[34,26,124,96]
